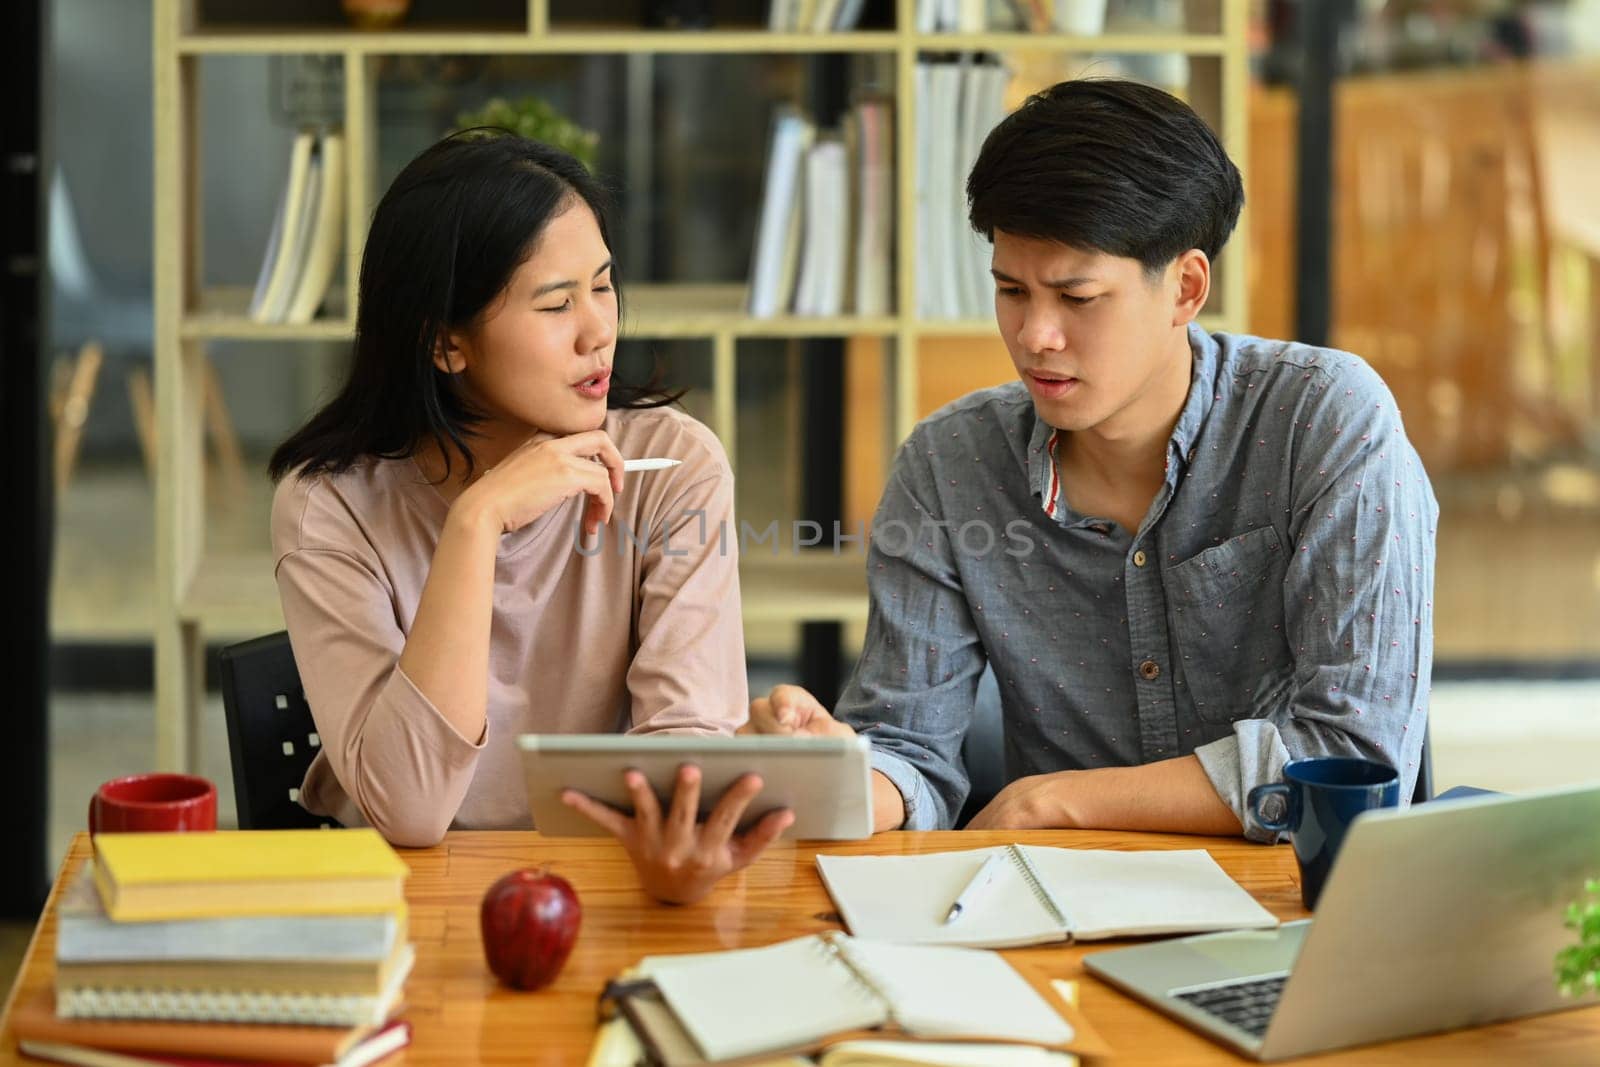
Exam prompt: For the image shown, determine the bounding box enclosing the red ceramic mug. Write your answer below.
[88,774,218,834]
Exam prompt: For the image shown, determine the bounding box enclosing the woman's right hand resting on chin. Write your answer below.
[454,429,627,539]
[562,766,794,905]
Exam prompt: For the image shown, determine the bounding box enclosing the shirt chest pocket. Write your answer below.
[1164,526,1293,724]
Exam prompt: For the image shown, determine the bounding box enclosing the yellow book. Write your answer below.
[92,829,409,922]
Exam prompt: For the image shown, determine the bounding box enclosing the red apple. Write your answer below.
[480,868,581,991]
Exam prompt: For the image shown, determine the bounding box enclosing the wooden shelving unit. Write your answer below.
[153,0,1251,770]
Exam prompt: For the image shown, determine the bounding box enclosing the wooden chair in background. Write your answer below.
[49,167,245,496]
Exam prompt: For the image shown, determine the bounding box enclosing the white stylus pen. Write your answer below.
[622,458,682,472]
[943,851,1008,924]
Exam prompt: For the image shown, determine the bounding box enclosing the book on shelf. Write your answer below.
[91,828,409,922]
[851,97,894,318]
[250,128,346,325]
[956,59,1009,319]
[816,844,1278,948]
[251,130,316,323]
[12,991,410,1066]
[767,0,869,31]
[915,56,1011,321]
[248,177,288,318]
[284,131,347,324]
[747,106,815,318]
[748,96,896,320]
[793,137,849,317]
[914,0,1106,31]
[842,107,863,315]
[58,863,405,965]
[913,61,956,319]
[602,933,1109,1065]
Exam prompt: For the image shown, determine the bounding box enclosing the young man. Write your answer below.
[746,79,1438,840]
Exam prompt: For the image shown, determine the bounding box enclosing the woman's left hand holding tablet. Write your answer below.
[560,766,794,905]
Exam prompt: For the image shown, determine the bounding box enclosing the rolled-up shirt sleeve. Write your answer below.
[276,544,488,847]
[1195,362,1437,841]
[835,435,989,831]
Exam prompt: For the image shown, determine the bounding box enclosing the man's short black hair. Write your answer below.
[967,78,1244,273]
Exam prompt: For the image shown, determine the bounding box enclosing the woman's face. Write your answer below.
[442,199,618,438]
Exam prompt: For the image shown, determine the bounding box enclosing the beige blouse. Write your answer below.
[270,406,748,846]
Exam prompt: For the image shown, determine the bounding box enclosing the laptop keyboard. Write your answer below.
[1173,974,1288,1038]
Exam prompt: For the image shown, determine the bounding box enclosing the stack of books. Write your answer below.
[14,829,414,1067]
[914,55,1012,322]
[747,96,895,319]
[249,128,347,325]
[915,0,1045,31]
[766,0,872,31]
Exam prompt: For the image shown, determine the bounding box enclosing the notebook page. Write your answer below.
[815,848,1065,947]
[821,1040,1077,1066]
[1017,847,1278,940]
[641,935,887,1062]
[837,938,1074,1046]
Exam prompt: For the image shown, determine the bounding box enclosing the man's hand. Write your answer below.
[740,684,856,739]
[560,765,793,905]
[965,773,1074,831]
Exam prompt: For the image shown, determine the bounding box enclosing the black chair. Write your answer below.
[220,631,338,830]
[956,669,1006,828]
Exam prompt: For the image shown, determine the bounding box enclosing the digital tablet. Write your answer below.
[517,734,874,840]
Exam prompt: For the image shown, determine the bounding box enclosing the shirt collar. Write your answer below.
[1025,322,1222,517]
[1168,321,1221,476]
[1026,410,1059,516]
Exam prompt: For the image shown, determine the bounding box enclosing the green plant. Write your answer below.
[1556,879,1600,996]
[453,97,599,169]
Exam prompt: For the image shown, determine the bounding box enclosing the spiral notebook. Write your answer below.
[605,933,1105,1065]
[817,845,1277,948]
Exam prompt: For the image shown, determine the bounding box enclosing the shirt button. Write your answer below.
[1133,550,1148,568]
[1139,659,1161,680]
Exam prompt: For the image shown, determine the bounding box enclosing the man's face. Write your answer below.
[991,232,1190,436]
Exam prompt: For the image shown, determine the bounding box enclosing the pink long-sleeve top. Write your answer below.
[270,406,748,846]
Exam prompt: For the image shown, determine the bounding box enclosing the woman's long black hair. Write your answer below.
[269,130,677,483]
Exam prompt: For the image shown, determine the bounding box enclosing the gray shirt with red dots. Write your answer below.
[837,323,1437,840]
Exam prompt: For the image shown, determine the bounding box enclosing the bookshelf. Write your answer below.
[152,0,1251,770]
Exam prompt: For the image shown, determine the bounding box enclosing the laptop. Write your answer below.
[1083,782,1600,1060]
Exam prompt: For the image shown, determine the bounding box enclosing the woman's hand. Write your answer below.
[561,765,794,905]
[458,430,626,538]
[740,684,857,739]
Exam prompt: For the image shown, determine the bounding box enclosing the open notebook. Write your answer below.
[817,845,1278,948]
[605,933,1104,1065]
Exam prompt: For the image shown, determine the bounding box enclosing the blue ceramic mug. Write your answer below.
[1247,757,1401,910]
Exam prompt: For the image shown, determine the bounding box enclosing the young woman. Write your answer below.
[268,132,789,904]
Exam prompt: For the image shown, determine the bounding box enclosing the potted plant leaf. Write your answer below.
[1556,879,1600,997]
[453,97,599,170]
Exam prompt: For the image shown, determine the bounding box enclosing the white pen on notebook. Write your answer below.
[943,851,1008,924]
[622,458,682,472]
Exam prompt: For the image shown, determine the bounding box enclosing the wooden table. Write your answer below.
[5,830,1600,1065]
